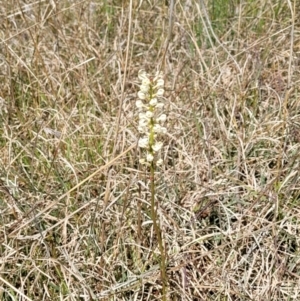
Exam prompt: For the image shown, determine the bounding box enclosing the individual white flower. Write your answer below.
[153,124,167,134]
[138,119,148,133]
[138,126,146,133]
[142,78,150,86]
[155,78,164,88]
[139,158,146,165]
[138,124,147,132]
[145,111,153,118]
[156,158,163,166]
[149,98,158,106]
[156,89,164,97]
[138,70,148,81]
[153,141,163,152]
[153,124,162,133]
[140,83,149,93]
[146,153,154,162]
[139,112,146,119]
[138,136,149,148]
[157,114,167,123]
[160,126,167,134]
[156,102,164,109]
[138,116,148,127]
[138,91,146,100]
[136,100,144,109]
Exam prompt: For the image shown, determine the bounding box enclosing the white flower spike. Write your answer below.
[136,69,167,166]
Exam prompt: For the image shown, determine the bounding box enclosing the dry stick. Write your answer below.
[156,2,175,300]
[160,0,175,73]
[272,0,295,239]
[150,162,168,301]
[112,0,133,157]
[94,0,135,266]
[286,0,295,88]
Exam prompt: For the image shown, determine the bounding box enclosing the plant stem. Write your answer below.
[150,162,168,301]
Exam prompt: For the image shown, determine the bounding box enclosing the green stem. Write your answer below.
[150,161,168,301]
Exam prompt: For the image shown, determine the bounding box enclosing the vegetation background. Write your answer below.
[0,0,300,300]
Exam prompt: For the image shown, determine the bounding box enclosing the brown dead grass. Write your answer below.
[0,0,300,300]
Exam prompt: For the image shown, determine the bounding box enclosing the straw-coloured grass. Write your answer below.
[0,0,300,300]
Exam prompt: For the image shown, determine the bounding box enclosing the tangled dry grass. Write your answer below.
[0,0,300,300]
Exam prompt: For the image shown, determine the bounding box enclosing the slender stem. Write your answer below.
[150,162,167,301]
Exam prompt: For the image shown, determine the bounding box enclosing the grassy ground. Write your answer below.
[0,0,300,300]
